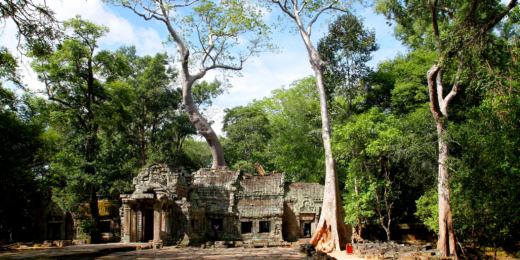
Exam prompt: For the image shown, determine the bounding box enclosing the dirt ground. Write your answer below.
[0,243,366,260]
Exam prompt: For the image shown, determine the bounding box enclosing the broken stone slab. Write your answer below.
[73,239,87,245]
[214,241,228,248]
[384,251,398,258]
[399,252,417,260]
[57,240,72,247]
[422,249,440,256]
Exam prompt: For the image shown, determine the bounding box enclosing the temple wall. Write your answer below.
[120,165,325,245]
[283,182,324,242]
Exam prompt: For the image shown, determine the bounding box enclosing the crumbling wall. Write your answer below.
[235,173,285,242]
[283,182,324,242]
[189,169,241,241]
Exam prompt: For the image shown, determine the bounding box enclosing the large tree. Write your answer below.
[114,46,181,166]
[30,17,132,243]
[317,13,379,119]
[375,0,518,256]
[111,0,274,169]
[222,105,272,173]
[266,0,357,252]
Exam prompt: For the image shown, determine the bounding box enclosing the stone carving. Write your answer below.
[300,199,315,213]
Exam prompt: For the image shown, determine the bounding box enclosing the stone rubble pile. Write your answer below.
[353,241,453,260]
[300,241,455,260]
[300,243,338,260]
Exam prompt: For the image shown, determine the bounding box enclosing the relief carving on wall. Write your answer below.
[299,199,315,213]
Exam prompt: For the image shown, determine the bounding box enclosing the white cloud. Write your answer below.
[47,0,165,56]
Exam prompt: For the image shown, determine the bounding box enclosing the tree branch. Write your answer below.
[427,63,442,121]
[443,55,464,109]
[272,0,296,20]
[306,3,335,35]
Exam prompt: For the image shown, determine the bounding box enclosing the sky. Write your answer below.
[0,0,407,136]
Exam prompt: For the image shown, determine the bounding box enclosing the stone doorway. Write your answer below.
[301,222,311,238]
[48,223,61,240]
[143,208,154,242]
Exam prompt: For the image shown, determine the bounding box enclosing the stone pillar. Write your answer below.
[123,203,131,243]
[131,205,137,242]
[162,203,168,242]
[153,201,162,247]
[137,204,142,242]
[166,206,172,240]
[295,213,301,237]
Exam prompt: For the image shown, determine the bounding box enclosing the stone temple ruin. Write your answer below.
[120,163,325,246]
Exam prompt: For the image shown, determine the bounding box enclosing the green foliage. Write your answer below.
[257,76,325,182]
[449,85,520,250]
[415,188,439,234]
[222,105,272,172]
[318,13,379,104]
[29,17,136,243]
[0,92,47,239]
[370,50,437,114]
[182,139,213,170]
[79,217,97,236]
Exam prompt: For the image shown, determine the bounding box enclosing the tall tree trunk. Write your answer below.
[160,9,228,170]
[298,31,350,252]
[427,64,459,257]
[354,177,363,238]
[85,127,101,244]
[181,65,228,169]
[88,183,101,244]
[436,119,457,256]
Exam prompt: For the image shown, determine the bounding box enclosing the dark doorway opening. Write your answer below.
[259,221,271,233]
[211,219,223,231]
[143,209,154,242]
[241,222,252,233]
[99,221,111,233]
[48,223,61,240]
[302,222,311,237]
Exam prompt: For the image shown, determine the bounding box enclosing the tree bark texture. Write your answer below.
[427,64,458,257]
[165,6,228,170]
[298,30,350,253]
[182,76,228,169]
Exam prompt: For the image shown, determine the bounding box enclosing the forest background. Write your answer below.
[1,0,519,257]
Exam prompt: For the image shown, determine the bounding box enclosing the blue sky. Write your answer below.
[0,0,407,136]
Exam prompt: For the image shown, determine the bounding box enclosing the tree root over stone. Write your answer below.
[312,218,350,253]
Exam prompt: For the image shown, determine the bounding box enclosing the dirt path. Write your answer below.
[328,250,365,260]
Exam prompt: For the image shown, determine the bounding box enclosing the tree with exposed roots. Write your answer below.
[110,0,274,169]
[266,0,357,252]
[375,0,518,256]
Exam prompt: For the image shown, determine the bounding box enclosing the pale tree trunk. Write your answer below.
[162,8,228,170]
[294,21,350,253]
[427,62,462,258]
[354,177,363,238]
[182,75,228,169]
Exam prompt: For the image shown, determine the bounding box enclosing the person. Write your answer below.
[213,225,219,240]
